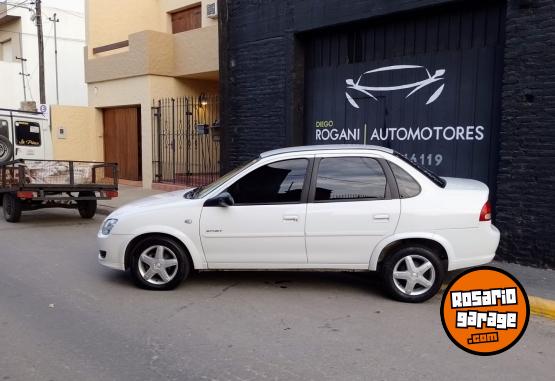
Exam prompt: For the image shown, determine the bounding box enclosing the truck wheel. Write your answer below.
[3,193,22,223]
[77,191,97,219]
[380,245,444,303]
[0,135,14,163]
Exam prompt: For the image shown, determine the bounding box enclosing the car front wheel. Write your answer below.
[130,236,191,290]
[380,245,444,303]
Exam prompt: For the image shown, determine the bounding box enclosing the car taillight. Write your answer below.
[479,201,491,221]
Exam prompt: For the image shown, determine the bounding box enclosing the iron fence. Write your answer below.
[152,95,220,186]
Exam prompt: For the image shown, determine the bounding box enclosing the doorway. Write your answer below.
[103,107,142,181]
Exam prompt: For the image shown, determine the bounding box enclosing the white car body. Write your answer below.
[98,145,500,277]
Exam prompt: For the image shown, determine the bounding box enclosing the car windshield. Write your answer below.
[185,158,260,199]
[394,152,446,188]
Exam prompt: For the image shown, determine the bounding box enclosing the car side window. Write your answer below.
[15,121,41,146]
[0,119,9,139]
[389,162,421,198]
[227,158,308,204]
[314,157,387,201]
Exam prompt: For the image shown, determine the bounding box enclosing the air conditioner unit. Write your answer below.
[207,2,218,19]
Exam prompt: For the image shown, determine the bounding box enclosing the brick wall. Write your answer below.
[495,0,555,268]
[218,0,555,268]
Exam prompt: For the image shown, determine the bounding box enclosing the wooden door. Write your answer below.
[103,107,141,181]
[171,5,201,34]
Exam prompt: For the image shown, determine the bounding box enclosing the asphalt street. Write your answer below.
[1,209,554,381]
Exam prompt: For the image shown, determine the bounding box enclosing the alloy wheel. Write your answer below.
[137,245,179,285]
[392,254,436,296]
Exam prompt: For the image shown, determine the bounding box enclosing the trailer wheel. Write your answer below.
[77,191,97,219]
[3,193,22,223]
[0,135,14,163]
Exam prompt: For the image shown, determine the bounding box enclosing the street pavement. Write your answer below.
[1,209,554,381]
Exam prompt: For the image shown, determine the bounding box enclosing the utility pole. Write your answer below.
[15,56,29,101]
[48,13,60,104]
[35,0,46,104]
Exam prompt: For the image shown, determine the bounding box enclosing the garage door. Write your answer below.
[304,1,505,187]
[103,107,142,181]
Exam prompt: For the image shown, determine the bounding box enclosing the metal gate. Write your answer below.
[303,1,505,189]
[152,95,220,185]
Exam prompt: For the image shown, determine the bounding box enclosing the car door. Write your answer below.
[200,157,312,266]
[305,155,400,265]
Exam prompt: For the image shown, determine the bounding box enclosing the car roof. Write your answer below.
[259,144,394,158]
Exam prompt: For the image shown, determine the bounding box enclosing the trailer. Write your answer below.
[0,159,118,222]
[1,107,119,222]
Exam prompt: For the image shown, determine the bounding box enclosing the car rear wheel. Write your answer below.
[3,193,22,223]
[380,245,444,303]
[130,236,191,290]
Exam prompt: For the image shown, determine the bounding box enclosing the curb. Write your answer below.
[441,283,555,320]
[529,296,555,320]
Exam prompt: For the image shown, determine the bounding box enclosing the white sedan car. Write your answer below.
[98,145,500,302]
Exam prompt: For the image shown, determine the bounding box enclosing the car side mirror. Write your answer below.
[204,191,235,207]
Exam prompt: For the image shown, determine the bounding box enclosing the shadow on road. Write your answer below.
[98,268,387,297]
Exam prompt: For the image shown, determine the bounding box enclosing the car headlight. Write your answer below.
[101,218,118,235]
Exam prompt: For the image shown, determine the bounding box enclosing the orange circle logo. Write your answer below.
[440,267,529,356]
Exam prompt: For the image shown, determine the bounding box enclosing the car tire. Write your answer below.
[3,193,22,223]
[380,245,444,303]
[77,191,97,219]
[0,135,14,163]
[130,236,191,290]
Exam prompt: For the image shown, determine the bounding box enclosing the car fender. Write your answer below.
[368,232,454,271]
[128,224,207,270]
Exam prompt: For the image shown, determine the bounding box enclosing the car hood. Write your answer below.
[109,188,195,217]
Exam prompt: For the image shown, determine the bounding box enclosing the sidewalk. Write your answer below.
[97,184,555,318]
[97,184,167,215]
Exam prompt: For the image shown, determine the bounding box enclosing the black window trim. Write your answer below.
[209,157,315,207]
[307,156,398,203]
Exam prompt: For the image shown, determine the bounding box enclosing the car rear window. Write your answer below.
[394,152,446,188]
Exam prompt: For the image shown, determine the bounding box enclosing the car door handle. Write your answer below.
[282,215,299,222]
[373,214,390,221]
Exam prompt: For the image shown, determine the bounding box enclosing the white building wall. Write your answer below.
[0,0,86,108]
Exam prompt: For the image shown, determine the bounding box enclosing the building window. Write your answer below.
[171,4,202,34]
[0,39,13,62]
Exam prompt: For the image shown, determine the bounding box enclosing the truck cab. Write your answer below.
[0,108,53,163]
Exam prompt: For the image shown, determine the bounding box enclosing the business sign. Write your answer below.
[303,2,504,187]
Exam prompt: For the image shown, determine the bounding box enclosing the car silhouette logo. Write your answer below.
[345,65,446,109]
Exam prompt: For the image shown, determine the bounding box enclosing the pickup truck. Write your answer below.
[0,108,118,222]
